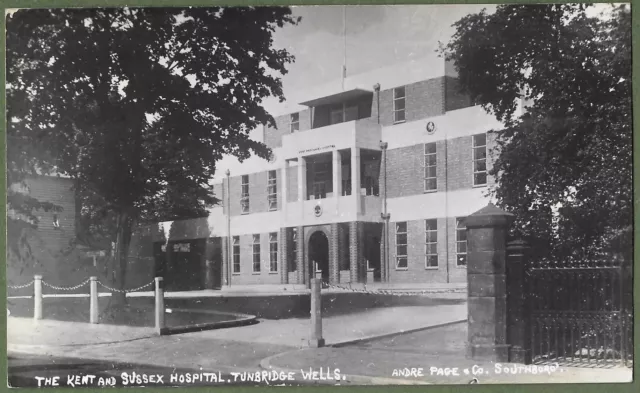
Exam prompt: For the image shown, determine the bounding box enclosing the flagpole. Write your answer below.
[342,5,347,91]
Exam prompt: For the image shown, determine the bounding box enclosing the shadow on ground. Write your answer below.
[7,298,245,328]
[7,292,465,325]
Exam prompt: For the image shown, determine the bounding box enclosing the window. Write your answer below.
[395,222,408,269]
[312,162,330,199]
[252,234,261,272]
[364,176,379,196]
[329,103,358,125]
[312,182,326,199]
[241,175,250,213]
[269,232,278,272]
[290,228,297,272]
[473,133,487,186]
[232,236,240,274]
[456,218,467,266]
[393,86,406,123]
[425,219,438,268]
[342,179,352,196]
[267,170,277,211]
[290,113,299,133]
[424,143,437,192]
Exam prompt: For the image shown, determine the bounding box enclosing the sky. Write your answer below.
[259,3,619,115]
[214,3,620,179]
[215,4,497,177]
[260,4,495,115]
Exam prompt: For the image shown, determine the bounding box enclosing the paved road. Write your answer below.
[8,354,316,387]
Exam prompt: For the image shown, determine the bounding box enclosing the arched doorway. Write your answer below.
[308,231,329,284]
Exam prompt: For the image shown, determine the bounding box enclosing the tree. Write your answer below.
[7,7,298,302]
[441,4,631,262]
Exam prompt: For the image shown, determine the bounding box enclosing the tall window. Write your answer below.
[269,232,278,272]
[393,86,406,123]
[312,183,326,200]
[329,103,358,125]
[424,143,437,192]
[252,234,261,272]
[456,218,467,266]
[473,133,487,186]
[290,228,298,272]
[364,176,379,196]
[232,236,240,273]
[241,175,250,213]
[395,222,408,269]
[290,113,299,133]
[312,162,329,199]
[267,170,277,211]
[425,219,438,268]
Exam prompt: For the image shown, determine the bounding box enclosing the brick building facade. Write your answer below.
[7,175,157,291]
[152,56,517,290]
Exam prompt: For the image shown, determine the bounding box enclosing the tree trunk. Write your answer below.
[111,212,134,305]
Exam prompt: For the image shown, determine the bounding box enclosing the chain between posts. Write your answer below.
[7,277,155,294]
[41,278,91,291]
[96,280,155,293]
[326,283,466,296]
[7,280,35,290]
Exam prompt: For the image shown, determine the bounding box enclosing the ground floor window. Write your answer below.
[232,236,240,273]
[425,219,438,268]
[395,222,408,269]
[252,234,261,272]
[456,218,467,266]
[269,232,278,272]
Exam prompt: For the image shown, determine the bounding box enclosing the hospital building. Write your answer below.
[154,55,511,291]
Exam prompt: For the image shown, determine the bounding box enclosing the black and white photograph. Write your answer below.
[5,2,634,387]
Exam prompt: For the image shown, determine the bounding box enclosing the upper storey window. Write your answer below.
[472,133,487,186]
[290,113,300,133]
[393,86,406,123]
[241,175,250,214]
[329,103,358,125]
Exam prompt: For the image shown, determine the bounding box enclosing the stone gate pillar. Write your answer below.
[506,239,532,363]
[465,203,513,362]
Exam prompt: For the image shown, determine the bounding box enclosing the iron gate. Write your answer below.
[526,257,633,367]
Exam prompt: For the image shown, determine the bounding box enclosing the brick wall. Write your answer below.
[385,144,423,198]
[264,109,312,149]
[25,176,77,249]
[7,176,77,289]
[264,115,290,149]
[445,76,474,112]
[228,170,282,216]
[378,77,446,127]
[384,133,497,198]
[446,135,473,192]
[229,232,281,285]
[387,217,467,284]
[263,76,447,149]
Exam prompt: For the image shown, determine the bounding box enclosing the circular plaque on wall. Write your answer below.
[426,121,436,134]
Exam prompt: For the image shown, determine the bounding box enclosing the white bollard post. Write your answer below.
[34,275,43,320]
[155,277,165,335]
[89,276,99,324]
[309,278,325,347]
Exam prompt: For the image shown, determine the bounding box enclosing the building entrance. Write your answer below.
[308,231,330,284]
